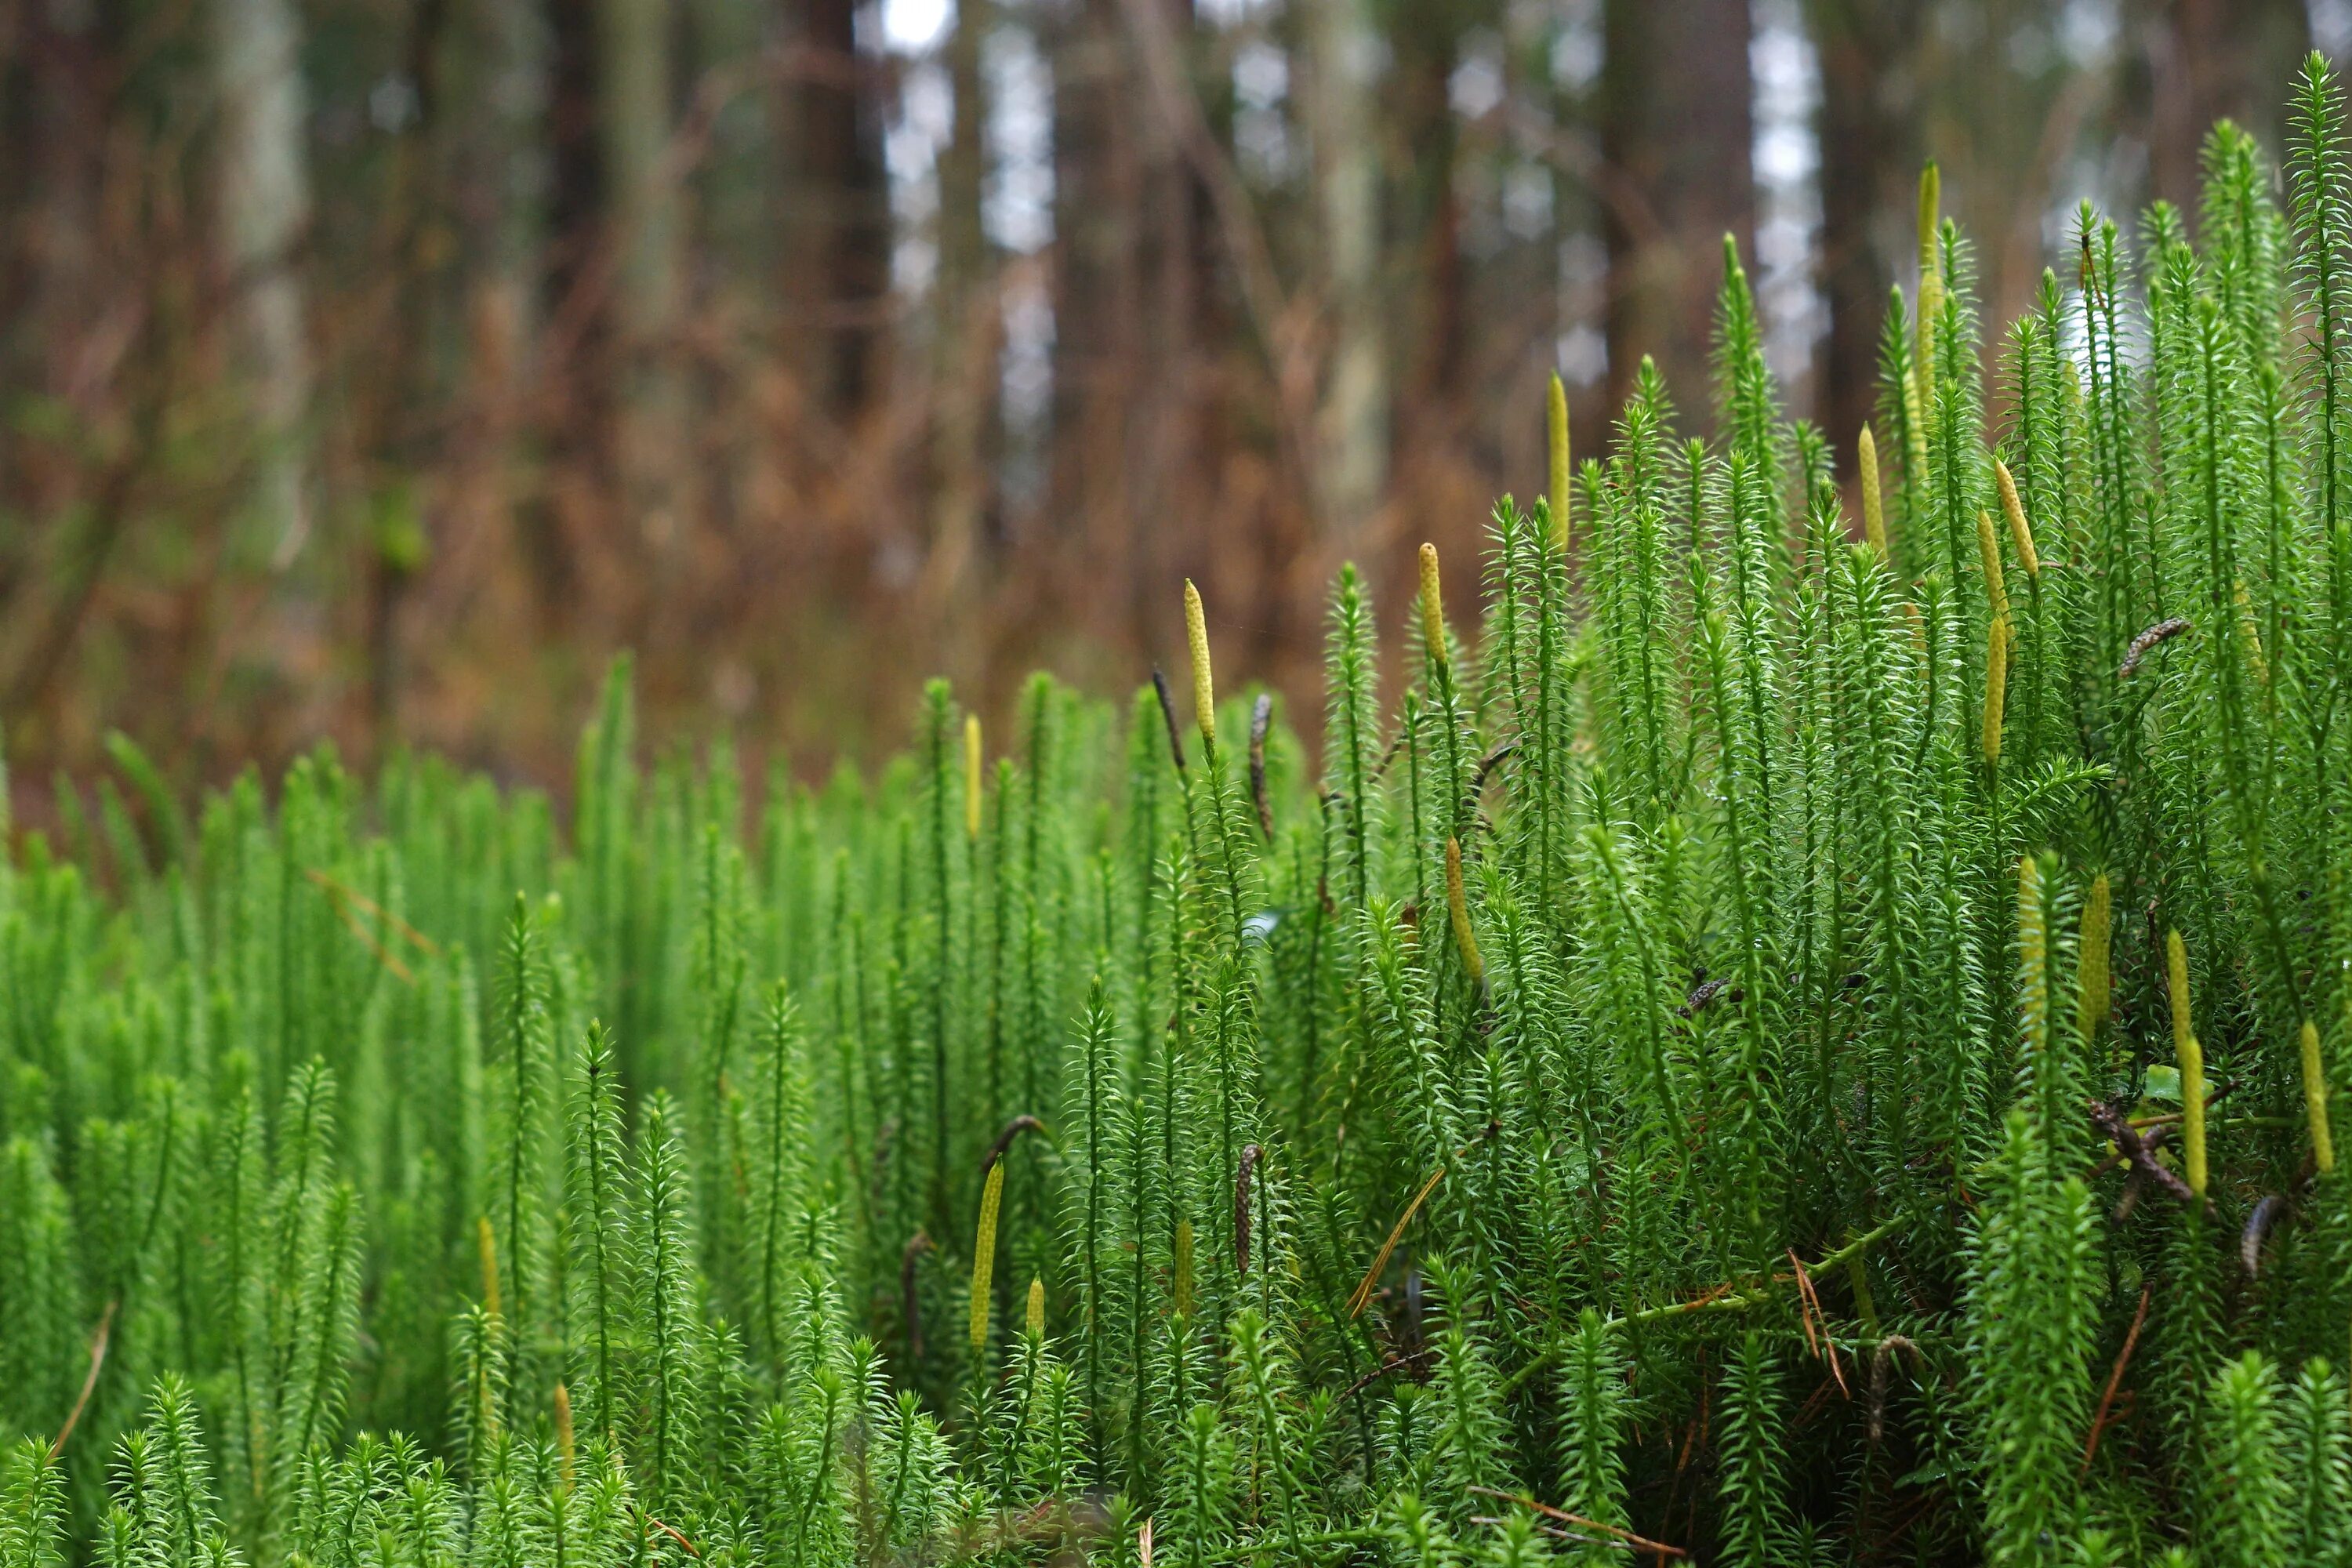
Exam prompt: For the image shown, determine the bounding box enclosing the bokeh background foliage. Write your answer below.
[0,0,2332,796]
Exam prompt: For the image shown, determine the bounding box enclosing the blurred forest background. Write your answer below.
[0,0,2336,797]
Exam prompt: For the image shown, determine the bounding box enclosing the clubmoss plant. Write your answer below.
[11,60,2352,1566]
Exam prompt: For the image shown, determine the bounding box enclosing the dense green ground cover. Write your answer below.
[14,60,2352,1568]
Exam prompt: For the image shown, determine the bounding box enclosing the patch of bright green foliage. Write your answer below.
[14,61,2352,1568]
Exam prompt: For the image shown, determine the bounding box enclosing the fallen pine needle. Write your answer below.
[1349,1165,1444,1317]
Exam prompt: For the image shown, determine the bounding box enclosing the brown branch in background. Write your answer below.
[1467,1485,1689,1558]
[8,293,161,716]
[1350,1164,1445,1317]
[2087,1098,2194,1205]
[1865,1334,1920,1445]
[645,1516,702,1558]
[50,1299,118,1459]
[901,1231,934,1359]
[982,1114,1048,1173]
[1469,742,1518,798]
[1152,669,1188,775]
[307,868,416,984]
[2082,1283,2151,1475]
[306,866,442,986]
[1787,1248,1848,1398]
[1247,695,1275,840]
[305,867,441,956]
[1108,0,1319,505]
[1341,1346,1436,1399]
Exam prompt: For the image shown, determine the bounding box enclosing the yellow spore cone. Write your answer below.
[1184,580,1215,747]
[2167,930,2207,1197]
[971,1160,1005,1350]
[2077,872,2111,1041]
[1994,459,2040,580]
[1983,615,2009,768]
[1976,508,2011,626]
[1445,837,1483,986]
[553,1383,577,1493]
[1547,372,1571,550]
[2303,1019,2335,1175]
[964,714,982,841]
[478,1215,501,1322]
[1858,425,1888,558]
[1418,543,1448,674]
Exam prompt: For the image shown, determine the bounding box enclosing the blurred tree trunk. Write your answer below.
[599,0,675,309]
[547,0,604,314]
[789,0,891,416]
[601,0,684,550]
[1598,0,1753,426]
[2143,0,2307,209]
[212,0,315,563]
[1390,0,1461,426]
[1060,0,1230,636]
[531,0,607,616]
[2,0,106,512]
[688,0,777,279]
[1807,0,1921,474]
[366,0,459,742]
[1304,0,1386,543]
[930,0,996,601]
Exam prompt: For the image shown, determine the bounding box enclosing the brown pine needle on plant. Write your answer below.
[1350,1165,1446,1318]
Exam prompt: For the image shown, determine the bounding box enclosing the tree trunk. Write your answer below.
[526,0,607,619]
[1598,0,1755,428]
[546,0,604,315]
[599,0,685,590]
[1389,0,1460,423]
[600,0,677,338]
[790,0,891,416]
[1051,0,1142,575]
[1304,0,1387,543]
[2144,0,2307,212]
[1807,0,1922,473]
[212,0,314,562]
[928,0,996,603]
[687,0,777,280]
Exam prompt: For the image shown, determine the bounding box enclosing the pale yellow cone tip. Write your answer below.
[1976,509,2009,623]
[1173,1218,1196,1319]
[971,1160,1006,1349]
[1983,616,2008,768]
[1547,374,1570,549]
[1917,163,1940,279]
[1183,580,1215,747]
[2166,930,2208,1196]
[2078,873,2111,1038]
[2165,930,2194,1053]
[1445,837,1483,985]
[964,714,982,841]
[2181,1030,2209,1196]
[2302,1020,2335,1175]
[1994,460,2040,579]
[1858,425,1887,557]
[1418,543,1448,672]
[553,1382,577,1490]
[1900,351,1932,476]
[477,1215,501,1320]
[2235,579,2270,686]
[1026,1277,1046,1338]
